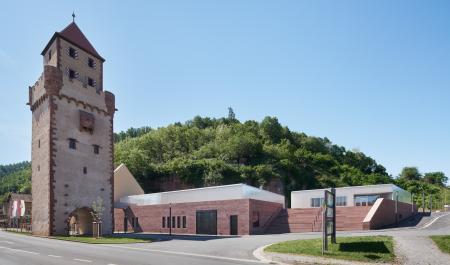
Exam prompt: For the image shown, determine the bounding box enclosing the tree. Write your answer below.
[260,116,284,143]
[399,167,421,181]
[423,172,448,187]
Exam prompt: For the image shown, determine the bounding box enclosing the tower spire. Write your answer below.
[72,11,75,22]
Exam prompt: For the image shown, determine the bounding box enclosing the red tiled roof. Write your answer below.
[41,22,105,62]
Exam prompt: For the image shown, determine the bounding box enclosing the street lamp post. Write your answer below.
[169,203,172,236]
[422,190,425,213]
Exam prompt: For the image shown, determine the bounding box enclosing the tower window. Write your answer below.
[93,145,100,154]
[83,167,87,174]
[69,47,77,58]
[88,78,96,87]
[69,69,78,79]
[38,139,40,148]
[48,50,52,60]
[88,58,95,68]
[68,138,77,149]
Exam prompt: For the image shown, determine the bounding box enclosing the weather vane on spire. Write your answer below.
[72,11,76,22]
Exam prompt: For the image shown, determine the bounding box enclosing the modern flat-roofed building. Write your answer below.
[114,170,285,235]
[291,184,412,208]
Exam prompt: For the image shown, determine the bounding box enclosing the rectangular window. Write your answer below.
[68,138,76,149]
[162,217,165,228]
[83,167,87,174]
[69,47,77,58]
[167,216,170,228]
[336,196,347,206]
[354,195,380,207]
[88,78,95,87]
[93,145,100,154]
[38,139,40,148]
[69,69,77,79]
[177,216,180,228]
[135,217,139,227]
[310,197,324,208]
[172,216,176,228]
[48,50,52,60]
[88,58,95,68]
[182,216,186,228]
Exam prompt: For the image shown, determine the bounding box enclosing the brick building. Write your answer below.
[28,20,115,236]
[113,169,285,236]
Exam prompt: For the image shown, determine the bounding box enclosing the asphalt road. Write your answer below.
[0,212,448,265]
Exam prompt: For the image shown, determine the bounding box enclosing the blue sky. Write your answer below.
[0,1,449,182]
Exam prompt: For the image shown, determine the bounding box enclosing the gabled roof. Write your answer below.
[7,193,32,202]
[41,22,105,62]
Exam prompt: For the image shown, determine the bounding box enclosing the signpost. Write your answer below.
[322,188,336,254]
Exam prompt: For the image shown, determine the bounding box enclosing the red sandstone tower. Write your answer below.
[28,21,115,236]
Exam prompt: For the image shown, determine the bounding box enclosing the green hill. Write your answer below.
[114,116,392,204]
[0,161,31,201]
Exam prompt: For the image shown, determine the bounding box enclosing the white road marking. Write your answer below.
[0,246,40,255]
[421,213,450,229]
[73,258,92,263]
[0,240,14,244]
[107,245,267,264]
[48,254,62,258]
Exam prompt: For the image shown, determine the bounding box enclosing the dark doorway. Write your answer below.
[124,217,128,233]
[196,210,217,235]
[230,215,238,235]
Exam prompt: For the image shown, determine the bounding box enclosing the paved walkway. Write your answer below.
[255,213,450,265]
[394,236,448,265]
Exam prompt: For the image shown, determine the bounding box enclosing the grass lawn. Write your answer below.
[265,236,395,263]
[51,235,151,244]
[430,235,450,254]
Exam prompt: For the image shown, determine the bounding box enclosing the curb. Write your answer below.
[253,243,393,265]
[253,244,288,265]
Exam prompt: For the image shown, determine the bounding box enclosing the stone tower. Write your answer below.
[28,21,115,236]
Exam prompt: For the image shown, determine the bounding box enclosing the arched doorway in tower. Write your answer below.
[67,207,94,236]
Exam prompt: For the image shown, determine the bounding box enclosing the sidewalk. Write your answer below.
[394,236,449,265]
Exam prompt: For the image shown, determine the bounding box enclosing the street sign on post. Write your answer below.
[322,188,336,254]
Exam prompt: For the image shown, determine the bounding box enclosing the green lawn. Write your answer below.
[265,236,395,263]
[51,235,151,244]
[430,235,450,254]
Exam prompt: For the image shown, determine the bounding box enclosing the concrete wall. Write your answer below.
[362,198,417,229]
[115,199,282,235]
[114,164,144,205]
[291,184,412,208]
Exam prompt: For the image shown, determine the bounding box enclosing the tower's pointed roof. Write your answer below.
[42,22,105,62]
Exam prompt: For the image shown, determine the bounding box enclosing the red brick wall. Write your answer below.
[249,199,283,234]
[114,208,125,232]
[114,199,283,235]
[363,198,417,229]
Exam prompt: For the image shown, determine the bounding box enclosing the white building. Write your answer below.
[291,184,411,208]
[119,183,285,207]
